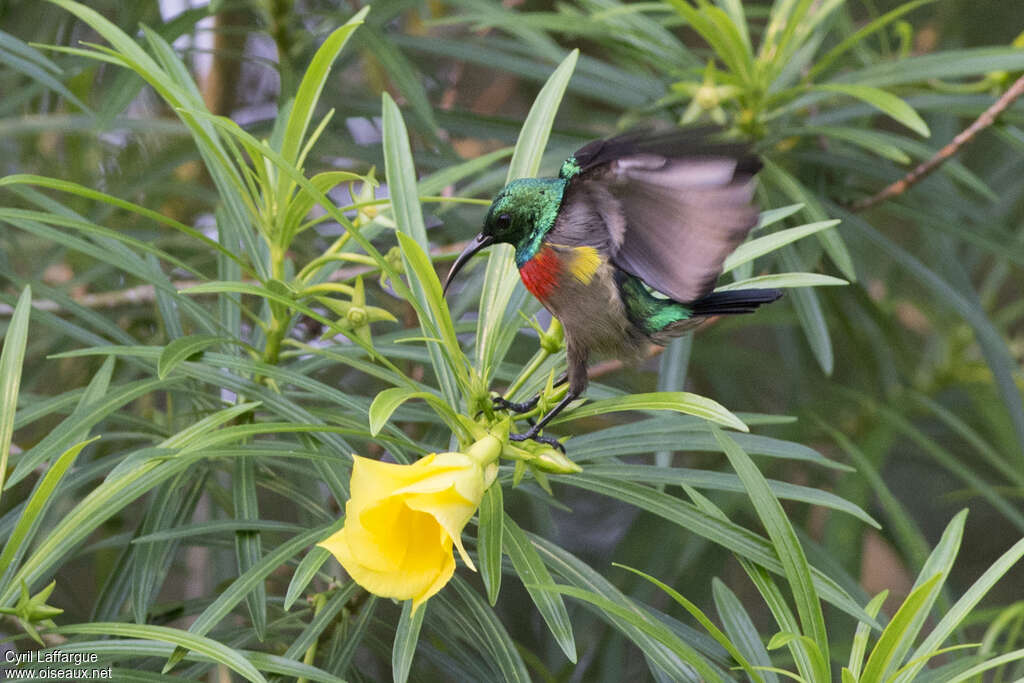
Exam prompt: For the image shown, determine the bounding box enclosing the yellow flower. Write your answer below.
[319,442,498,610]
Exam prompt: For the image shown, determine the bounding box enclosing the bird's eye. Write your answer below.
[496,213,511,230]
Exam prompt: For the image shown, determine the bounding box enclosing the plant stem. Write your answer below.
[852,73,1024,212]
[296,592,326,683]
[503,348,551,400]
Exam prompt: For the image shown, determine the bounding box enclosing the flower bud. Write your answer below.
[346,306,367,327]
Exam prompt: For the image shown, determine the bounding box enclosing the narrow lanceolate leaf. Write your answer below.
[0,286,31,502]
[0,402,259,607]
[0,437,97,588]
[617,564,764,683]
[817,83,930,137]
[279,7,368,169]
[539,584,726,682]
[55,623,266,683]
[723,221,841,273]
[715,272,848,291]
[898,535,1024,682]
[382,93,463,404]
[504,515,577,662]
[712,428,830,681]
[476,50,578,381]
[234,458,266,641]
[478,484,504,605]
[393,599,426,683]
[366,370,457,435]
[284,546,332,611]
[158,335,231,379]
[860,573,944,683]
[849,591,889,680]
[162,520,344,672]
[551,391,748,432]
[781,247,834,375]
[875,510,965,679]
[712,578,777,683]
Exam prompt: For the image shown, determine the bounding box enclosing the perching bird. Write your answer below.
[443,128,782,449]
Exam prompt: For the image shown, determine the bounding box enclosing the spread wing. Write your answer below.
[565,128,760,303]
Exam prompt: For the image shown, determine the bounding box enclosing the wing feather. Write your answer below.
[569,129,760,303]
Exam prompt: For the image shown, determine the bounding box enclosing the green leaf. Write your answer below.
[158,335,231,379]
[899,535,1024,682]
[785,126,913,164]
[836,46,1024,88]
[504,515,576,662]
[713,578,778,683]
[0,175,248,274]
[56,622,266,683]
[618,564,764,682]
[666,0,753,82]
[446,576,531,682]
[284,546,332,611]
[0,402,258,606]
[7,377,183,488]
[131,520,306,544]
[381,91,464,404]
[860,573,945,682]
[715,272,849,291]
[808,0,940,79]
[756,204,805,231]
[0,437,97,588]
[849,591,889,680]
[0,286,31,503]
[528,531,714,680]
[564,475,872,623]
[943,649,1024,683]
[582,464,877,526]
[761,161,856,282]
[233,458,266,641]
[552,391,748,432]
[712,428,829,680]
[164,520,344,671]
[279,8,368,169]
[877,510,966,678]
[817,83,930,137]
[539,583,726,682]
[571,418,848,469]
[282,584,354,662]
[325,594,376,675]
[838,207,1024,462]
[369,387,445,436]
[392,230,467,404]
[478,484,504,605]
[393,599,426,683]
[723,221,842,273]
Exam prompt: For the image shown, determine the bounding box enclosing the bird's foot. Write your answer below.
[510,429,566,453]
[493,394,540,414]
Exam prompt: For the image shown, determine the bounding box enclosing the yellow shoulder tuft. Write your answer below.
[567,246,602,284]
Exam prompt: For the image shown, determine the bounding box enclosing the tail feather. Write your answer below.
[690,288,783,316]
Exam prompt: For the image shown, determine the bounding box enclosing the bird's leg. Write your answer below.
[509,388,580,452]
[493,373,568,414]
[509,352,586,452]
[492,395,539,414]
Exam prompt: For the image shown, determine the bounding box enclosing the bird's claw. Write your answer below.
[493,395,540,414]
[510,431,566,453]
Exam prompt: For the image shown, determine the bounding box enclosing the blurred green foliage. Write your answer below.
[1,0,1024,680]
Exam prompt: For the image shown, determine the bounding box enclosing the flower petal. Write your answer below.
[321,506,454,601]
[404,486,478,571]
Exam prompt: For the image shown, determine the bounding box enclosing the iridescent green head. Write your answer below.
[443,177,567,294]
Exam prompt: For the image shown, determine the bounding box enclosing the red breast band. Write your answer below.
[518,246,560,301]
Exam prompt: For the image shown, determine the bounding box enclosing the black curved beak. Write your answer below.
[443,233,495,295]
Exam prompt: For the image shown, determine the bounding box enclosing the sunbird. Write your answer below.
[443,128,782,449]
